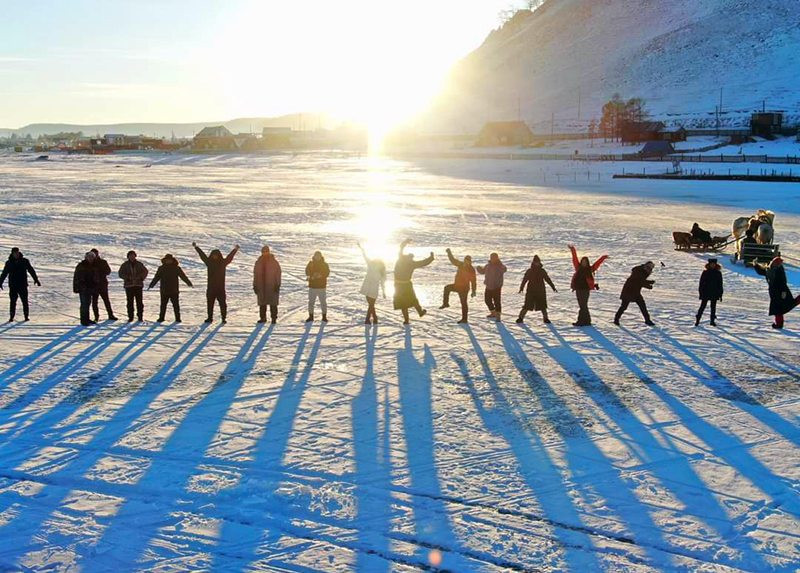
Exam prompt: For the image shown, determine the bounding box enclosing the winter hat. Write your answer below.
[127,250,137,258]
[85,251,96,260]
[91,248,99,256]
[532,255,542,266]
[261,246,270,255]
[11,247,19,254]
[708,258,717,264]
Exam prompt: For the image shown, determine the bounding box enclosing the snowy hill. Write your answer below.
[419,0,800,134]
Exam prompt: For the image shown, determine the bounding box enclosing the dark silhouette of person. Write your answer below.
[0,247,40,322]
[439,248,476,324]
[696,259,723,327]
[569,245,608,327]
[357,242,386,324]
[691,222,712,243]
[305,250,330,322]
[148,254,193,322]
[90,248,117,321]
[118,250,149,322]
[614,261,656,326]
[73,251,99,326]
[477,253,507,320]
[516,255,557,324]
[253,246,281,324]
[194,242,239,323]
[754,257,800,329]
[393,239,433,325]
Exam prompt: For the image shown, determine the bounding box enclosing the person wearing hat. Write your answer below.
[193,242,240,323]
[118,250,149,322]
[614,261,656,326]
[393,238,434,325]
[73,251,99,326]
[305,250,330,322]
[516,255,557,324]
[439,248,476,324]
[696,258,723,326]
[0,247,41,322]
[148,254,193,322]
[569,244,608,327]
[253,245,281,324]
[754,257,800,329]
[90,248,117,321]
[477,252,508,320]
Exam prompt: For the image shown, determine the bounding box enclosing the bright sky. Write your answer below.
[1,1,513,129]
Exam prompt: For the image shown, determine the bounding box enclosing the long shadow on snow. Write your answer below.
[351,325,393,573]
[454,325,603,572]
[0,323,138,437]
[608,327,800,515]
[206,325,334,572]
[86,324,275,570]
[496,322,687,570]
[0,324,223,550]
[525,324,778,572]
[706,326,800,378]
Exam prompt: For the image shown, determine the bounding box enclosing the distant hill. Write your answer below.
[417,0,800,134]
[1,113,333,139]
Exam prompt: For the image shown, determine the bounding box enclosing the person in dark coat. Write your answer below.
[90,248,117,321]
[477,253,508,320]
[516,255,557,324]
[691,223,712,243]
[614,261,656,326]
[73,251,99,326]
[118,250,149,322]
[305,251,330,322]
[439,248,477,324]
[569,245,608,327]
[194,242,239,323]
[253,246,281,324]
[148,254,193,322]
[0,247,40,322]
[696,258,723,326]
[393,239,434,325]
[754,257,800,329]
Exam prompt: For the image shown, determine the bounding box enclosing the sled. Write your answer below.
[733,243,781,266]
[672,232,731,252]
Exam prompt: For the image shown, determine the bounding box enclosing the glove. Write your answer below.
[34,280,41,287]
[471,291,476,298]
[446,248,452,253]
[519,289,523,294]
[594,284,600,291]
[553,288,558,293]
[719,296,722,302]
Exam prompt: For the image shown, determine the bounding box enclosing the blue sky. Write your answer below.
[1,1,514,127]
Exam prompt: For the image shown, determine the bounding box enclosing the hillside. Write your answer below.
[418,0,800,134]
[0,113,332,139]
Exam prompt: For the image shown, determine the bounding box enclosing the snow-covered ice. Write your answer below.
[0,152,798,572]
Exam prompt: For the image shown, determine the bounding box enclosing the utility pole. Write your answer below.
[518,94,521,122]
[715,105,719,136]
[551,112,555,138]
[578,89,581,120]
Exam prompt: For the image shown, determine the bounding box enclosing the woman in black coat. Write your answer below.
[148,254,193,322]
[193,242,239,323]
[755,257,800,329]
[516,255,557,324]
[696,259,723,326]
[614,261,655,326]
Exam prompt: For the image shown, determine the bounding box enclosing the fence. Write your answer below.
[390,151,800,165]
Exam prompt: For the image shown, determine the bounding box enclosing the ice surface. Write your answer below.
[0,152,798,572]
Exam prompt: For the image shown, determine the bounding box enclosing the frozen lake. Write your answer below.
[0,152,798,572]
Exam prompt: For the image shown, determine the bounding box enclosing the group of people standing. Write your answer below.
[1,241,798,330]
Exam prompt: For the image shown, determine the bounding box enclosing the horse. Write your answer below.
[756,222,774,245]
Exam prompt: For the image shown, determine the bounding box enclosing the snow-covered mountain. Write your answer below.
[418,0,800,134]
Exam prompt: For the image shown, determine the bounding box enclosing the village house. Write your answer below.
[475,121,534,147]
[750,112,783,138]
[193,125,236,151]
[621,121,666,144]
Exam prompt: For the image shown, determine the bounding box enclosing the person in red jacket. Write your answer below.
[569,245,608,327]
[439,248,477,323]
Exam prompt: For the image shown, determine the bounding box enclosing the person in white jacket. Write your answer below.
[358,242,387,324]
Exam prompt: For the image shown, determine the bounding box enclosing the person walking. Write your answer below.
[193,242,239,323]
[305,251,330,322]
[0,247,40,322]
[477,253,507,320]
[614,261,656,326]
[393,239,433,325]
[357,242,386,324]
[569,244,608,327]
[90,248,117,321]
[439,248,476,324]
[696,258,723,326]
[148,254,193,322]
[118,250,149,322]
[754,257,800,330]
[516,255,556,324]
[73,251,99,326]
[253,246,281,324]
